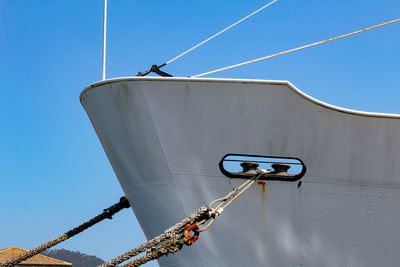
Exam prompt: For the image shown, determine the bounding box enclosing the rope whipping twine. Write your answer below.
[2,197,130,267]
[191,17,400,78]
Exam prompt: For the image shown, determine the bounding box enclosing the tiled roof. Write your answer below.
[0,247,72,266]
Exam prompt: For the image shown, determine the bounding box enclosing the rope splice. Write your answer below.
[2,196,130,267]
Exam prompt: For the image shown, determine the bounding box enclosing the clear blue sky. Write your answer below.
[1,0,399,265]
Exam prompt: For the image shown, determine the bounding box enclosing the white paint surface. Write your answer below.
[81,77,400,267]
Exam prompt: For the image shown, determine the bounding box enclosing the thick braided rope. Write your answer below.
[2,197,130,267]
[99,206,210,267]
[1,234,68,267]
[122,236,183,267]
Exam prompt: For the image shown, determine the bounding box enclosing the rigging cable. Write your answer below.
[165,0,279,65]
[137,0,278,76]
[191,17,400,78]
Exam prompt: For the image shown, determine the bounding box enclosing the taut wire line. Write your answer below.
[191,18,400,78]
[165,0,279,65]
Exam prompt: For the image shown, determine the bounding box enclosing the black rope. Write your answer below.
[66,196,131,237]
[2,196,131,267]
[137,63,173,77]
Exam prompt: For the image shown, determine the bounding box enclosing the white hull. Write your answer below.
[81,77,400,266]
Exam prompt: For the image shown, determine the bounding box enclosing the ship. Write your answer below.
[80,76,400,266]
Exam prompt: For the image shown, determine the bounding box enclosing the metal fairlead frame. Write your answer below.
[219,153,307,181]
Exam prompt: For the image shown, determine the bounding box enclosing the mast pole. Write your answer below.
[102,0,107,80]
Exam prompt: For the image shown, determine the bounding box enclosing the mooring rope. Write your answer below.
[121,236,184,267]
[3,173,268,267]
[2,197,130,267]
[100,171,268,267]
[99,206,211,267]
[191,17,400,77]
[199,172,266,232]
